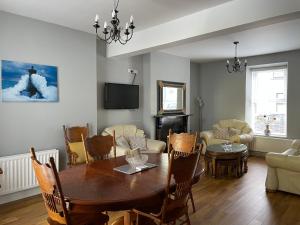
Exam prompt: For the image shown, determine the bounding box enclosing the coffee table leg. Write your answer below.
[212,157,216,178]
[244,158,248,173]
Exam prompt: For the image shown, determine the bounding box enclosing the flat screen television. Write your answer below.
[104,83,139,109]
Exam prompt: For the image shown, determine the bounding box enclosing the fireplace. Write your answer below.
[154,114,190,144]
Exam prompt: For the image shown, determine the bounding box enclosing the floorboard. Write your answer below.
[0,157,300,225]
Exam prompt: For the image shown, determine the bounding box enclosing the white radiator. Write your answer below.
[0,149,59,196]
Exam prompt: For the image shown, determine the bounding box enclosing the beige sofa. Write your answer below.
[265,140,300,195]
[101,124,166,157]
[200,119,254,153]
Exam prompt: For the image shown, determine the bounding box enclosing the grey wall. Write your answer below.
[97,50,191,138]
[0,11,97,166]
[190,63,201,132]
[198,60,246,130]
[143,52,191,138]
[198,50,300,139]
[97,40,144,132]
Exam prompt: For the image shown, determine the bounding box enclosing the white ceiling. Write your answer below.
[161,18,300,62]
[0,0,232,33]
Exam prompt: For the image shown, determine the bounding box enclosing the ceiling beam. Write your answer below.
[106,0,300,58]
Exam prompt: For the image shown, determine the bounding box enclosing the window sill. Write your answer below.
[254,134,288,139]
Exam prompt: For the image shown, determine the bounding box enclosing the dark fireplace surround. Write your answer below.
[154,114,190,144]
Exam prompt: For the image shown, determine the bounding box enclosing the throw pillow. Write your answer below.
[116,136,131,149]
[213,127,230,139]
[68,142,88,164]
[127,136,147,150]
[229,128,241,137]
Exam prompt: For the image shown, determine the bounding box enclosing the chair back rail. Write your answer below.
[161,150,200,222]
[83,130,116,162]
[167,129,198,156]
[63,124,89,165]
[30,148,70,225]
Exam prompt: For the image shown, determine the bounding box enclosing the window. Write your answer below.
[247,65,287,137]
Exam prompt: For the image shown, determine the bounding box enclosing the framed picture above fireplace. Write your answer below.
[157,80,186,115]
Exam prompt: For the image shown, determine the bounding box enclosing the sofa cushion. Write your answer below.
[127,136,147,150]
[213,127,229,139]
[123,125,138,137]
[68,142,87,163]
[208,138,229,145]
[116,136,131,149]
[146,139,166,153]
[229,128,241,136]
[103,125,124,137]
[231,119,247,130]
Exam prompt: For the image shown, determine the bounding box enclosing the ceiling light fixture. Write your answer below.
[226,41,247,73]
[93,0,135,45]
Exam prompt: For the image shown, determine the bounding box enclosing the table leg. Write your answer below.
[212,157,216,178]
[124,211,131,225]
[237,157,241,177]
[244,158,248,173]
[205,157,210,176]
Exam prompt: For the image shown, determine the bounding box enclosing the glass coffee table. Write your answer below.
[205,143,248,178]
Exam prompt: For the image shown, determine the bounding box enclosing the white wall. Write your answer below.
[97,40,144,132]
[0,11,97,166]
[143,52,191,138]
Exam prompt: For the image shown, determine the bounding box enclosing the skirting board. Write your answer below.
[0,187,40,205]
[249,150,266,158]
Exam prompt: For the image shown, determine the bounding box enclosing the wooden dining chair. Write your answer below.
[167,129,198,156]
[83,131,116,163]
[133,150,200,225]
[30,147,109,225]
[63,124,89,166]
[167,129,200,213]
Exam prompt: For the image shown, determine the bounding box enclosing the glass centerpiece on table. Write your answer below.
[125,148,148,172]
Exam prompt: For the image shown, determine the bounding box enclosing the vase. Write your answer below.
[264,125,271,136]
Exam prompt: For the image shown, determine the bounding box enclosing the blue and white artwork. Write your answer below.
[1,60,58,102]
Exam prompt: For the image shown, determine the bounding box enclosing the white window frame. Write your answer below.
[245,63,288,138]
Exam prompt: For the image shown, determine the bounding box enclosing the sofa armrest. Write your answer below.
[146,139,166,153]
[291,139,300,150]
[200,130,214,145]
[266,152,300,173]
[239,133,254,143]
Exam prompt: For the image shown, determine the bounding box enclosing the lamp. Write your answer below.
[226,41,247,73]
[93,0,135,45]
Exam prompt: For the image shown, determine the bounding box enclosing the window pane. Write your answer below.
[250,66,287,136]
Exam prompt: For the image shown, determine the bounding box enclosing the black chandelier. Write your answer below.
[93,0,135,45]
[226,41,247,73]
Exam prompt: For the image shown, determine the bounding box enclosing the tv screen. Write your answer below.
[104,83,139,109]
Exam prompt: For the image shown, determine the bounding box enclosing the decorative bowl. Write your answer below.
[125,154,148,170]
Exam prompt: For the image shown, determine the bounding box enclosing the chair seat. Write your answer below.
[47,212,109,225]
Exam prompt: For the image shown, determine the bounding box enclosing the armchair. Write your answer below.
[200,119,254,153]
[101,124,166,157]
[265,140,300,195]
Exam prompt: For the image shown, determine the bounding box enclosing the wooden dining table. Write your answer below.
[59,153,203,224]
[60,153,169,211]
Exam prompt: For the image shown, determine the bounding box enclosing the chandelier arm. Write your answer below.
[118,33,128,45]
[118,30,131,43]
[103,27,113,42]
[226,65,233,73]
[126,31,134,41]
[93,0,134,45]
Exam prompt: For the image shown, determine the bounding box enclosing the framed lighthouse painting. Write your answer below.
[1,60,58,102]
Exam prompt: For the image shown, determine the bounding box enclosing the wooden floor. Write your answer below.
[1,157,300,225]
